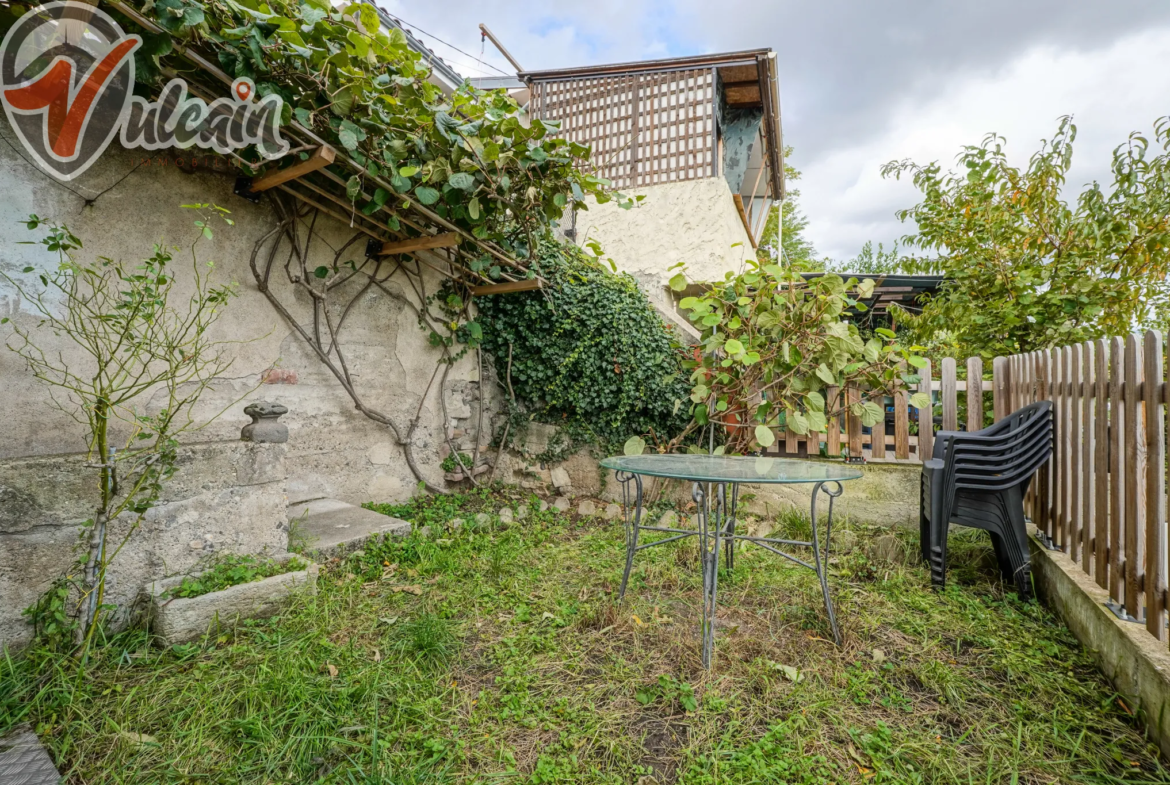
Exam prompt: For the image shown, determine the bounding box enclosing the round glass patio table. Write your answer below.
[599,454,863,668]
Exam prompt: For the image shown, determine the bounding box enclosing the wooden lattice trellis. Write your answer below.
[530,69,716,190]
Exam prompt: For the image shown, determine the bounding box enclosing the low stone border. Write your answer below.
[1028,532,1170,757]
[144,554,318,646]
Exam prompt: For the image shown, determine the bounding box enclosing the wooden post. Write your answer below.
[1081,341,1095,577]
[248,145,336,192]
[1109,336,1125,603]
[941,358,958,432]
[1095,339,1110,589]
[1143,330,1166,639]
[918,359,933,462]
[846,385,863,460]
[826,386,841,459]
[993,356,1009,422]
[894,382,910,460]
[871,389,887,459]
[1123,334,1145,620]
[1037,350,1052,540]
[967,356,984,432]
[1069,344,1082,561]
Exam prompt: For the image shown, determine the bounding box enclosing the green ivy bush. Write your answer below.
[476,238,690,451]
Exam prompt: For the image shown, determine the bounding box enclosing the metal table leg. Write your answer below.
[616,470,644,601]
[695,481,739,668]
[810,480,843,645]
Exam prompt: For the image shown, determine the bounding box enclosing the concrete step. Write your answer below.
[288,498,411,558]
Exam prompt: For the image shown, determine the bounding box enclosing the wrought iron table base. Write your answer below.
[615,471,844,668]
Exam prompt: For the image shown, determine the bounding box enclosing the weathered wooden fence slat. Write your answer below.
[1109,336,1125,604]
[1144,330,1166,639]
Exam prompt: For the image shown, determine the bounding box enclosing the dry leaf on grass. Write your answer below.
[372,649,382,663]
[391,585,423,595]
[119,731,157,745]
[321,662,339,678]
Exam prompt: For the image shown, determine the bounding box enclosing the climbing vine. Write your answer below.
[476,238,691,452]
[124,0,626,256]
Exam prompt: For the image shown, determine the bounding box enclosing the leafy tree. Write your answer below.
[664,261,928,455]
[882,116,1170,360]
[758,147,826,270]
[833,241,902,275]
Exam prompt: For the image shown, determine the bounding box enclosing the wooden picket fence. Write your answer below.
[766,332,1170,643]
[1003,333,1168,642]
[765,356,995,464]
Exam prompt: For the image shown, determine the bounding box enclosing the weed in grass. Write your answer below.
[391,612,459,665]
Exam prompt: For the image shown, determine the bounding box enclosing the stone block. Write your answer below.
[553,496,571,513]
[498,508,514,524]
[560,450,602,496]
[235,443,287,486]
[577,500,597,517]
[603,503,622,520]
[145,555,318,645]
[521,423,559,457]
[240,401,289,444]
[550,466,572,492]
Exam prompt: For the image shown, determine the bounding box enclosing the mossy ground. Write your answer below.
[1,486,1165,784]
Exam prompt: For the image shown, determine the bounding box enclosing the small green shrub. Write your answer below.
[440,453,472,473]
[391,612,458,664]
[162,555,305,600]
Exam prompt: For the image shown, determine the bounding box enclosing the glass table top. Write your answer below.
[599,454,864,484]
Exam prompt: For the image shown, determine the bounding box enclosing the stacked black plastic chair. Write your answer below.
[919,400,1052,597]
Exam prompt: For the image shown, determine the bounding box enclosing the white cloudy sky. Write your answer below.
[377,0,1170,261]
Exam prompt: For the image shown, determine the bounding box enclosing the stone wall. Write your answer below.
[0,436,288,648]
[0,140,501,503]
[0,138,502,648]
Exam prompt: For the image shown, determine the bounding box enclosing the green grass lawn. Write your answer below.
[2,486,1166,784]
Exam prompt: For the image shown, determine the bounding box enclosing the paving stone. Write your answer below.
[515,506,529,521]
[659,510,678,527]
[474,512,492,527]
[289,498,411,558]
[553,496,571,513]
[498,507,514,524]
[577,500,597,517]
[539,500,550,512]
[603,503,622,520]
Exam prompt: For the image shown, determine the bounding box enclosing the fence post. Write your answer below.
[918,359,933,461]
[846,384,863,460]
[993,356,1009,421]
[1080,341,1095,577]
[1038,350,1052,540]
[826,385,841,459]
[1143,330,1166,640]
[967,356,984,431]
[1070,344,1082,562]
[1095,339,1110,589]
[1109,336,1125,603]
[894,380,910,460]
[941,357,958,432]
[1123,334,1146,620]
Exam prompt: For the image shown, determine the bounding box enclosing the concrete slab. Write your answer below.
[1029,530,1170,758]
[289,498,411,558]
[0,724,60,784]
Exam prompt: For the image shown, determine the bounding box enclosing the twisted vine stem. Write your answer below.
[249,194,491,494]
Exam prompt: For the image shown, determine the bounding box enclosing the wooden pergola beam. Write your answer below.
[249,145,336,192]
[378,233,459,256]
[471,279,542,296]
